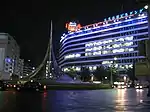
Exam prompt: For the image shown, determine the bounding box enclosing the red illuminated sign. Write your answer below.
[66,22,81,32]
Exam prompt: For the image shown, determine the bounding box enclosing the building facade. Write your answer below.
[59,6,150,73]
[0,33,20,80]
[22,60,35,78]
[18,59,24,77]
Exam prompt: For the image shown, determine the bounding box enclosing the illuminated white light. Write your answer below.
[144,5,148,9]
[89,66,92,70]
[65,53,81,59]
[76,67,81,71]
[93,66,97,70]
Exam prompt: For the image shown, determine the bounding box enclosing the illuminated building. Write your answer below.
[0,33,20,80]
[59,5,150,74]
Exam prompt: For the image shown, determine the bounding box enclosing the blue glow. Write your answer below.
[112,16,115,20]
[59,7,148,68]
[108,17,111,20]
[134,11,137,14]
[120,13,124,18]
[61,8,147,41]
[5,58,11,63]
[139,9,144,13]
[125,13,128,16]
[59,37,148,58]
[61,18,148,46]
[60,56,145,67]
[130,11,133,15]
[102,8,145,22]
[116,15,120,19]
[60,15,147,44]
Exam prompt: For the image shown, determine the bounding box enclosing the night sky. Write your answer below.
[0,0,147,66]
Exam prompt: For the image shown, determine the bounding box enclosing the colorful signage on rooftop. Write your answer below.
[65,22,81,32]
[103,8,145,22]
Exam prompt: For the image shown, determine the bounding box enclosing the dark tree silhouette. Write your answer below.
[126,67,137,86]
[66,68,77,79]
[93,66,108,81]
[80,67,91,81]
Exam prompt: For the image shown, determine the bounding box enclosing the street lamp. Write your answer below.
[144,5,148,9]
[110,57,118,85]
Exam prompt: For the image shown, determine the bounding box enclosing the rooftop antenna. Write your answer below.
[121,4,124,13]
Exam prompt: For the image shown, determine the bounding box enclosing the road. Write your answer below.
[0,88,150,112]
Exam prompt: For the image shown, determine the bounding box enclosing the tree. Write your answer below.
[126,67,137,85]
[93,66,108,81]
[106,66,119,82]
[80,67,91,81]
[66,68,77,79]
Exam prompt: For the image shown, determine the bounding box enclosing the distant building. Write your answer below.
[22,60,35,78]
[0,33,20,80]
[18,59,24,77]
[45,60,52,79]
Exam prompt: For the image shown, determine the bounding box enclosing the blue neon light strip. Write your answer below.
[59,26,148,54]
[61,21,148,49]
[60,22,148,51]
[59,50,139,64]
[59,32,148,55]
[61,15,147,43]
[59,45,138,61]
[59,36,148,58]
[60,56,145,67]
[63,62,133,68]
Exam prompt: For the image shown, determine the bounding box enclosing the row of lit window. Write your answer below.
[85,48,134,56]
[65,53,81,59]
[85,36,134,47]
[85,42,133,52]
[63,64,133,72]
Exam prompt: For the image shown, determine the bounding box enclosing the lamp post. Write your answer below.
[110,57,117,85]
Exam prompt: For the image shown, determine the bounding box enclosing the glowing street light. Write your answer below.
[144,5,148,9]
[110,57,118,85]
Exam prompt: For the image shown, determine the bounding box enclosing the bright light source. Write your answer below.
[124,76,127,81]
[31,80,33,82]
[33,67,35,70]
[26,74,28,76]
[28,60,31,62]
[44,85,47,89]
[93,81,101,84]
[114,57,117,60]
[20,76,23,78]
[144,5,148,9]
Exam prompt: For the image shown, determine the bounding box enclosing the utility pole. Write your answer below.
[110,66,113,85]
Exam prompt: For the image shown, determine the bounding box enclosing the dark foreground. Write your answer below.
[0,89,150,112]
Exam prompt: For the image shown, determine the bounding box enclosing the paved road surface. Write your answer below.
[0,88,150,112]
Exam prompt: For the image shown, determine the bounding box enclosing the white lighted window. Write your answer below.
[65,53,81,59]
[125,36,133,41]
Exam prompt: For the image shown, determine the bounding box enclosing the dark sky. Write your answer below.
[0,0,147,66]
